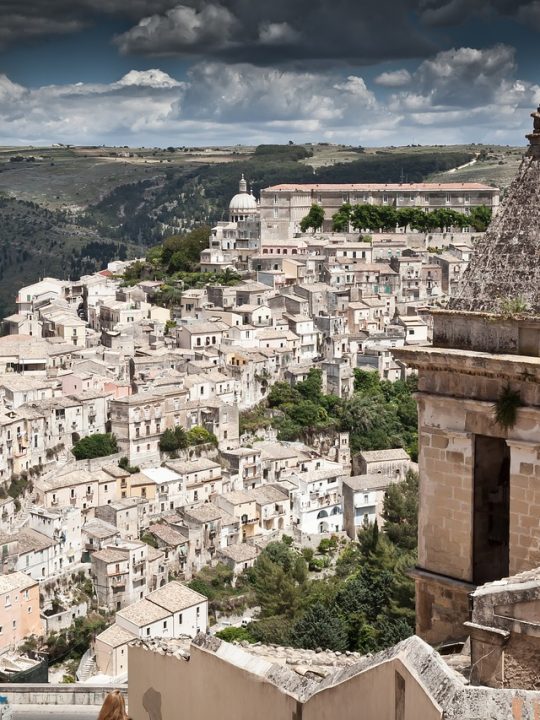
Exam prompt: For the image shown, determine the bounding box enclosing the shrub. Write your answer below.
[159,426,189,453]
[186,426,218,446]
[215,626,256,644]
[71,433,118,460]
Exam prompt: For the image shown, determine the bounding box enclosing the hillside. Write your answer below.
[0,142,524,315]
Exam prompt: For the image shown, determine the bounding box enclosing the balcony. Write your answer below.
[132,559,145,570]
[111,576,126,588]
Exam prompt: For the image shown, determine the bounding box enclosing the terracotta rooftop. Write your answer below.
[263,183,496,192]
[147,581,207,613]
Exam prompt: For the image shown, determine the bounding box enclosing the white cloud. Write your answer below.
[114,4,238,55]
[375,69,412,87]
[0,45,538,147]
[115,69,183,88]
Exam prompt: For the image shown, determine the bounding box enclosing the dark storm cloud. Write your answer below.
[113,0,437,63]
[0,0,175,49]
[2,0,539,61]
[418,0,540,27]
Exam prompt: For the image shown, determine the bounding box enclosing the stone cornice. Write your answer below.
[393,346,540,381]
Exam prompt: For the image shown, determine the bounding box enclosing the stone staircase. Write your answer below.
[76,649,97,682]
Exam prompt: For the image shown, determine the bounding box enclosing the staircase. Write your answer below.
[76,649,97,682]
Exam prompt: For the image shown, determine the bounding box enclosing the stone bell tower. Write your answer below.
[394,106,540,645]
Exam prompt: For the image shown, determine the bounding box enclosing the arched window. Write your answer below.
[317,510,328,519]
[331,506,341,515]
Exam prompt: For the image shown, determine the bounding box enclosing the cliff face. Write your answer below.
[452,107,540,314]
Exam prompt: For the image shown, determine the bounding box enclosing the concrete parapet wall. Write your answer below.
[0,684,126,706]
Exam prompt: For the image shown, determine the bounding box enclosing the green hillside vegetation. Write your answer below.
[215,471,418,653]
[121,226,242,304]
[257,368,418,459]
[0,195,138,318]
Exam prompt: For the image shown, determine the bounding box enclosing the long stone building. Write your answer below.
[259,182,500,241]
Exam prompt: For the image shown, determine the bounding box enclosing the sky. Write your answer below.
[1,0,540,147]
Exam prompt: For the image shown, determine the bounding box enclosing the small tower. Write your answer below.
[238,174,248,194]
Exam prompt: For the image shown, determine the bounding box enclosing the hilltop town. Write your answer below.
[0,108,540,719]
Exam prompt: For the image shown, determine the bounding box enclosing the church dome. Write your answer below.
[229,192,258,212]
[229,174,257,216]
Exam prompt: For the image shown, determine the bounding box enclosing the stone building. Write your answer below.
[393,107,540,646]
[128,633,540,720]
[259,183,499,242]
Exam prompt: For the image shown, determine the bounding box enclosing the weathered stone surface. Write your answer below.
[452,108,540,314]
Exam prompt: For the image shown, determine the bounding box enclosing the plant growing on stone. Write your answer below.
[499,296,528,317]
[493,384,522,429]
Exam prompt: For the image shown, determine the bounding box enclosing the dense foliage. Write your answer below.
[266,368,418,459]
[71,433,118,460]
[159,424,218,453]
[121,225,242,302]
[232,473,418,653]
[300,204,325,232]
[329,203,492,233]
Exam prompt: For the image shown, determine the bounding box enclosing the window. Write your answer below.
[12,620,16,629]
[178,613,183,624]
[364,494,369,503]
[27,606,32,614]
[146,628,150,636]
[5,595,10,608]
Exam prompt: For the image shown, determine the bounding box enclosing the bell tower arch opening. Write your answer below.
[473,435,510,585]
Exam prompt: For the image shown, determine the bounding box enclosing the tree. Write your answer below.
[291,603,348,651]
[296,368,323,404]
[186,426,218,446]
[267,382,301,408]
[159,426,188,453]
[161,226,211,273]
[71,433,118,460]
[300,204,325,233]
[378,206,398,232]
[470,205,492,232]
[382,470,419,552]
[332,203,352,232]
[249,542,307,618]
[353,369,381,395]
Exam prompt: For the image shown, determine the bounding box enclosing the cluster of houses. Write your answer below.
[0,174,495,680]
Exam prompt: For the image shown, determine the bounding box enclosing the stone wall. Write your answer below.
[504,635,540,690]
[413,570,473,645]
[0,683,125,706]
